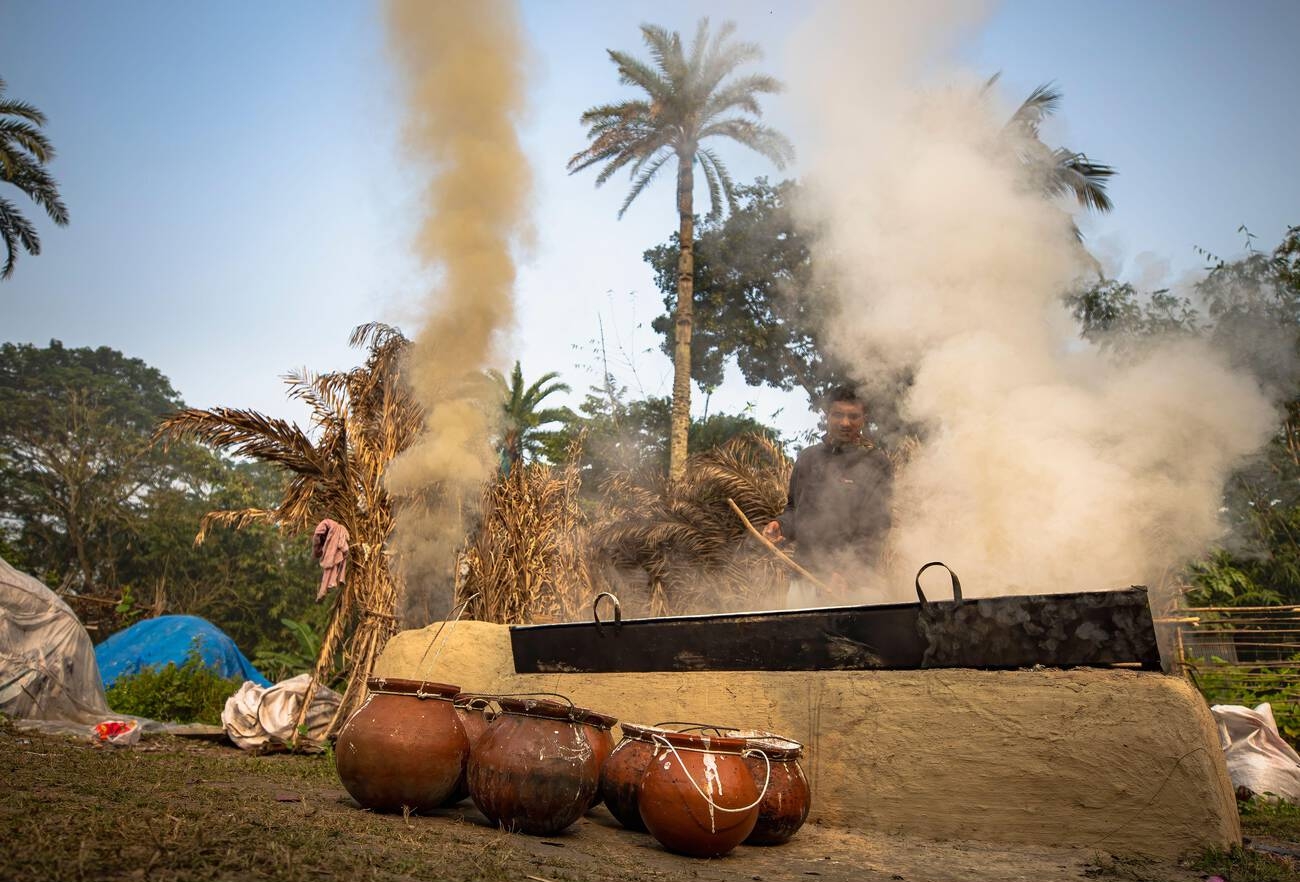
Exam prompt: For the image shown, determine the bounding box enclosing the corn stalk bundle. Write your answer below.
[155,323,421,741]
[456,448,598,624]
[591,434,792,614]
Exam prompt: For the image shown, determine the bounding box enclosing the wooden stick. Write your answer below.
[726,498,828,591]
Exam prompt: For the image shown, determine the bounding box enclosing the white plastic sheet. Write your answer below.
[0,556,110,722]
[222,673,341,750]
[1211,702,1300,802]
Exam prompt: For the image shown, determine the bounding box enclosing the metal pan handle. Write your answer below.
[915,561,962,607]
[593,591,622,637]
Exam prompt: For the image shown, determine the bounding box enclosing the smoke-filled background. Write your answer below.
[382,0,532,613]
[788,0,1280,602]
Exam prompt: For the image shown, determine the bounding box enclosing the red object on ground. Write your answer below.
[94,721,133,740]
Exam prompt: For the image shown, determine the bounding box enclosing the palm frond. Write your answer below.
[618,148,674,218]
[698,118,793,168]
[1005,82,1061,135]
[1050,149,1115,213]
[0,195,40,278]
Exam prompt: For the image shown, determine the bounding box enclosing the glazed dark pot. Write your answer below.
[335,678,467,812]
[599,722,666,830]
[468,696,600,835]
[739,735,811,845]
[638,729,760,858]
[443,695,496,806]
[571,706,617,809]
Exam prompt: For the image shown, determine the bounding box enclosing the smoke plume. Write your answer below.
[382,0,532,613]
[788,0,1278,600]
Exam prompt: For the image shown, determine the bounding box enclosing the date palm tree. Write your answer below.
[0,78,68,279]
[156,323,421,738]
[569,19,792,482]
[487,361,573,470]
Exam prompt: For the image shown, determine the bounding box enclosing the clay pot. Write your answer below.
[335,678,467,812]
[571,706,617,809]
[468,696,600,835]
[443,695,496,806]
[638,729,761,857]
[599,722,667,830]
[738,735,810,845]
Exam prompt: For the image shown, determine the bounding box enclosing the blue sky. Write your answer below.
[2,0,1297,442]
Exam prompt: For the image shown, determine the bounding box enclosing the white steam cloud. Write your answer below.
[788,0,1278,600]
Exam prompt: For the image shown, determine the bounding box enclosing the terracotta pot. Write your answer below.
[738,735,810,845]
[443,695,496,806]
[571,706,617,809]
[468,696,599,835]
[335,678,467,812]
[638,730,761,857]
[598,722,664,830]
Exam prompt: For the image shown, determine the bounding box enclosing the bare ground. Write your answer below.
[1,723,1294,882]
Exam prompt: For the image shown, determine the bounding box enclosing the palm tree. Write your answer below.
[156,322,421,738]
[995,78,1115,230]
[0,78,68,279]
[487,361,573,470]
[568,19,793,483]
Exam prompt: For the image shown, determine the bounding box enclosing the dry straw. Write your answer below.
[590,434,793,615]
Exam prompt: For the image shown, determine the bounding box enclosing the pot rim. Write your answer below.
[617,721,673,743]
[570,706,618,729]
[648,728,751,754]
[496,696,574,720]
[729,731,804,761]
[452,692,494,710]
[365,677,459,700]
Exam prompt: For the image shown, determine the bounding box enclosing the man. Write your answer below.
[762,386,893,598]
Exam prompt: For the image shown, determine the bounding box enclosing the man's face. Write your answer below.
[827,401,866,445]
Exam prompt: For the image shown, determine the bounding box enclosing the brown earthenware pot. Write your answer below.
[570,706,617,809]
[468,696,599,835]
[638,729,761,858]
[599,722,668,830]
[738,735,810,845]
[443,694,496,806]
[335,678,467,812]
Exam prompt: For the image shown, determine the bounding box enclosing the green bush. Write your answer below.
[1189,657,1300,745]
[105,647,243,725]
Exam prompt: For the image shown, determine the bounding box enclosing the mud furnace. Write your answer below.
[376,621,1239,859]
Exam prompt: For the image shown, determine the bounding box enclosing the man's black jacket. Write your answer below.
[775,438,893,572]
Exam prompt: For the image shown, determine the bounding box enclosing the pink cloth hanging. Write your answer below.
[311,519,350,601]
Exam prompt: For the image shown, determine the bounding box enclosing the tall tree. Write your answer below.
[0,341,185,595]
[0,78,68,278]
[487,361,573,469]
[568,19,792,482]
[0,340,317,644]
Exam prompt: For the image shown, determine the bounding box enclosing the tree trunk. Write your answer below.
[669,150,695,483]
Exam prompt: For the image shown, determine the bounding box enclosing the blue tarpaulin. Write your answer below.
[95,615,271,688]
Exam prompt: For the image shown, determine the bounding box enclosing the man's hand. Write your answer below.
[826,571,850,601]
[761,519,785,545]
